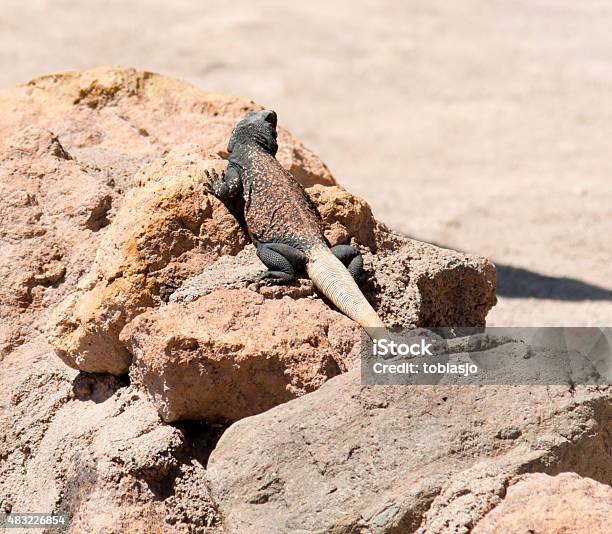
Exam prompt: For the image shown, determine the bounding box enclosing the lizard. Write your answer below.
[208,109,386,339]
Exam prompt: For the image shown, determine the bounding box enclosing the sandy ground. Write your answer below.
[1,0,610,326]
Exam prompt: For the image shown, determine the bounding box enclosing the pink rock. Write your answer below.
[474,472,612,534]
[121,288,361,422]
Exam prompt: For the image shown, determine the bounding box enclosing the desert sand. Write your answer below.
[1,0,610,325]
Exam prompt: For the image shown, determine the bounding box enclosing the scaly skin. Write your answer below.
[237,141,324,250]
[210,110,385,337]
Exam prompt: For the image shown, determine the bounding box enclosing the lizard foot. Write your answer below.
[331,244,364,282]
[255,270,295,284]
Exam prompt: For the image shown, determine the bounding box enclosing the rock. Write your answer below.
[472,472,612,534]
[46,147,248,375]
[0,66,335,356]
[2,67,493,377]
[121,289,362,422]
[306,184,377,248]
[206,366,612,533]
[168,245,318,304]
[0,67,502,532]
[168,246,271,303]
[362,230,496,328]
[0,339,224,533]
[0,127,113,357]
[0,67,336,185]
[0,67,338,532]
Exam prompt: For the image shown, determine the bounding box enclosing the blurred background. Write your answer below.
[1,0,610,326]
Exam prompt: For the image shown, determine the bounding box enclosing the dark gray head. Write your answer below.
[227,109,278,155]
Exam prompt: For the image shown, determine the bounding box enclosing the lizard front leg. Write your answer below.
[208,163,242,199]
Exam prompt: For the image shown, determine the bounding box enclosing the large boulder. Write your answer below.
[206,364,612,533]
[0,66,334,361]
[0,67,339,532]
[0,67,499,532]
[32,73,495,382]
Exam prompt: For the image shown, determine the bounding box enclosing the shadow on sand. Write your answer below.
[495,264,612,301]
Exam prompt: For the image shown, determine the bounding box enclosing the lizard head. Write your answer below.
[227,110,278,156]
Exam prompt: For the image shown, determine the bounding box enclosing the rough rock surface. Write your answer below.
[0,67,335,187]
[0,339,224,533]
[0,127,113,359]
[207,366,612,533]
[121,289,361,422]
[0,66,334,363]
[46,146,247,375]
[0,67,503,533]
[363,228,496,328]
[0,67,338,532]
[472,472,612,534]
[306,183,378,248]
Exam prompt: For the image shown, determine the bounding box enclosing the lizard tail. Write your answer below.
[306,244,386,339]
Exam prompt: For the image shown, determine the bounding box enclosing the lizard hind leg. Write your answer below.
[331,244,364,281]
[256,243,307,282]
